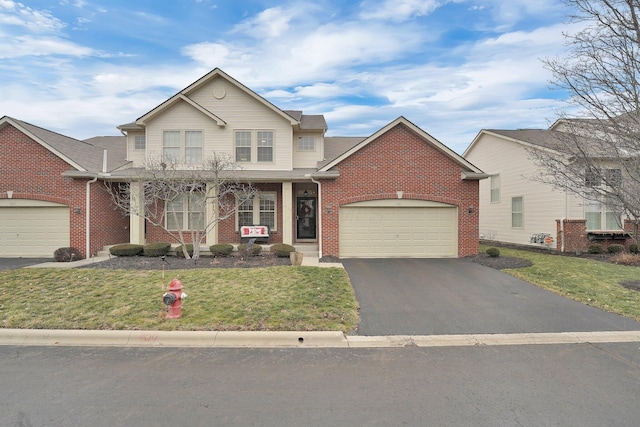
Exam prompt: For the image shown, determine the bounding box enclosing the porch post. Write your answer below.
[282,182,293,244]
[129,180,145,245]
[206,181,218,246]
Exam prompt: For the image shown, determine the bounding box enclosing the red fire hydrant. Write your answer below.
[163,277,187,319]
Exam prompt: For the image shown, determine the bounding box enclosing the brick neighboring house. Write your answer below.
[1,68,487,259]
[0,116,129,258]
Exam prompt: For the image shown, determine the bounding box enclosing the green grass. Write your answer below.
[482,245,640,322]
[0,267,359,332]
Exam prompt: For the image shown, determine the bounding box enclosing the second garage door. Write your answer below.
[339,200,458,258]
[0,200,70,257]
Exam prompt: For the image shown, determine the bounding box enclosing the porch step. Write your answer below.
[294,243,319,257]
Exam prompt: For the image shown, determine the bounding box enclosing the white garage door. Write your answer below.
[0,200,70,257]
[339,200,458,258]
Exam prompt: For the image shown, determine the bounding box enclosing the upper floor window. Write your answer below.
[605,168,622,187]
[297,136,315,151]
[490,174,500,203]
[585,169,601,187]
[235,130,274,163]
[163,130,203,164]
[134,135,146,150]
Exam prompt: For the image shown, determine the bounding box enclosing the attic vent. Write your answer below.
[213,86,226,99]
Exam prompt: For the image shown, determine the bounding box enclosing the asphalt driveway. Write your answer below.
[0,258,52,270]
[343,258,640,336]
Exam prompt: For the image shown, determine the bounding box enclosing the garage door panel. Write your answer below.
[0,206,70,257]
[339,205,457,258]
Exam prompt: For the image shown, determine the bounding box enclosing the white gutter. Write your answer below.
[86,176,98,257]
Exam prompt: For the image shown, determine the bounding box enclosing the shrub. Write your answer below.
[486,247,500,258]
[53,247,83,262]
[630,244,639,254]
[109,244,143,257]
[175,244,194,258]
[270,243,295,257]
[143,242,171,257]
[612,253,640,266]
[238,242,262,255]
[588,243,603,254]
[607,244,624,254]
[210,243,233,257]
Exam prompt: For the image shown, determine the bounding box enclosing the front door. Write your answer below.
[296,197,317,240]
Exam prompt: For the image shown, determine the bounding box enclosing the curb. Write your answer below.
[0,329,348,348]
[2,329,640,348]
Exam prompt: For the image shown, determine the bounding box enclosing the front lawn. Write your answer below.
[0,266,359,332]
[481,245,640,322]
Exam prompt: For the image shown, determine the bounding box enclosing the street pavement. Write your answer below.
[3,344,640,426]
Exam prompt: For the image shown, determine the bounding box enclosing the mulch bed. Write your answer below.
[79,254,291,270]
[470,253,533,270]
[620,281,640,292]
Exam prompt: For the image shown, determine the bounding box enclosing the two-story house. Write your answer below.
[1,68,486,259]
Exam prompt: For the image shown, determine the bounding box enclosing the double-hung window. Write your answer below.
[235,130,274,163]
[511,196,523,228]
[585,198,622,230]
[162,130,203,164]
[490,174,500,203]
[237,192,276,231]
[166,192,205,230]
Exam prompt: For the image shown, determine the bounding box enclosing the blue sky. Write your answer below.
[1,0,577,153]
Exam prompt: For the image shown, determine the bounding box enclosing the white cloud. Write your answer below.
[359,0,442,21]
[0,34,94,58]
[231,6,294,39]
[0,0,66,33]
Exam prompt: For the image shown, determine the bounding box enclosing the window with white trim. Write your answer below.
[162,130,203,164]
[511,196,523,228]
[134,135,146,150]
[297,136,315,151]
[490,174,500,203]
[585,198,622,230]
[237,192,277,231]
[234,130,274,163]
[166,192,205,230]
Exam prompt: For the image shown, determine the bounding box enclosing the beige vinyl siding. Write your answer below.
[127,131,146,165]
[145,102,227,165]
[293,133,325,168]
[466,134,583,246]
[188,77,294,170]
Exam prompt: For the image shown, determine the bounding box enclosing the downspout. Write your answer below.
[310,175,323,259]
[85,150,107,258]
[86,176,98,258]
[560,189,568,253]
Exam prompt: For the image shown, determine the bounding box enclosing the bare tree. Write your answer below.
[530,0,640,238]
[108,153,256,259]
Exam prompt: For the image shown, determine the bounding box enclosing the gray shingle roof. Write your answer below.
[321,136,367,167]
[2,116,127,173]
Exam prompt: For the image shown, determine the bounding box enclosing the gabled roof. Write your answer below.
[320,116,484,176]
[125,68,299,128]
[284,110,327,130]
[0,116,127,173]
[463,128,608,159]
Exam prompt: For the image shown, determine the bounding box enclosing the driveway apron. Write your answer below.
[343,258,640,336]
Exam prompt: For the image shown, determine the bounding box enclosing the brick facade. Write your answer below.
[146,183,284,246]
[556,218,638,253]
[320,123,480,258]
[0,124,128,258]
